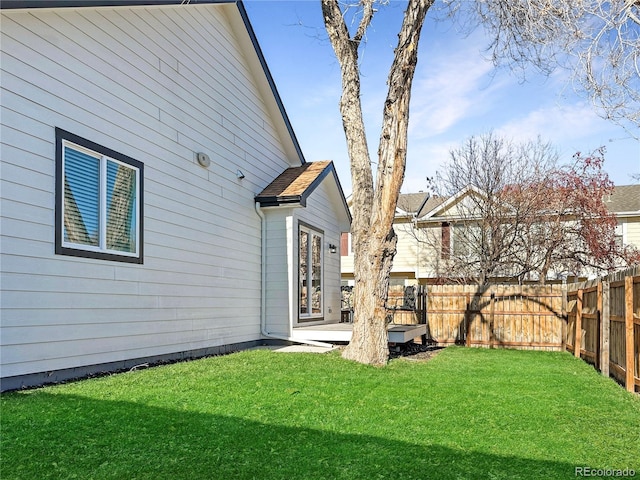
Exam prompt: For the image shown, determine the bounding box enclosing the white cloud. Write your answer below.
[408,42,503,137]
[497,103,600,143]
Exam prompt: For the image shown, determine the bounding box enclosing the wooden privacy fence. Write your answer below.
[382,269,640,393]
[387,284,565,350]
[566,266,640,393]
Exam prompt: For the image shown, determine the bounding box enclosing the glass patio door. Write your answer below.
[299,226,323,321]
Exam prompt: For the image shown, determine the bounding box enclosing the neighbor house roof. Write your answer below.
[396,193,429,215]
[395,192,449,219]
[403,183,640,222]
[607,185,640,213]
[416,184,486,220]
[1,0,306,166]
[416,195,448,218]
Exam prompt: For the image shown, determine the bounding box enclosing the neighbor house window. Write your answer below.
[55,128,143,263]
[452,223,480,260]
[299,224,323,320]
[614,223,624,248]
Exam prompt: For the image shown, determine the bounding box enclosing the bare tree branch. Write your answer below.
[445,0,640,129]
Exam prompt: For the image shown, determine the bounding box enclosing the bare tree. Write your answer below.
[322,0,432,365]
[449,0,640,129]
[430,133,559,284]
[410,137,637,284]
[322,0,638,365]
[534,149,640,277]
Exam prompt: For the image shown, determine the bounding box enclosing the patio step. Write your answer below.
[387,324,427,344]
[291,323,427,344]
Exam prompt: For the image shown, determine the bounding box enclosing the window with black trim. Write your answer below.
[55,128,143,263]
[299,224,323,320]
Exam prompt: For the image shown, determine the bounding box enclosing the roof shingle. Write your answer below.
[255,161,332,207]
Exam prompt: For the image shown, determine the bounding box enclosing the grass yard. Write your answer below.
[1,347,639,480]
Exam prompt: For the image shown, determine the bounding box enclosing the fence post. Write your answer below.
[625,275,634,392]
[489,292,496,349]
[562,283,567,351]
[600,280,610,378]
[465,293,471,348]
[420,285,428,345]
[596,282,602,371]
[575,289,583,359]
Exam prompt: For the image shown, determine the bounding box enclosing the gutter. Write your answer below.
[254,202,333,349]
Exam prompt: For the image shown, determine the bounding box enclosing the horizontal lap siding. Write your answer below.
[391,226,420,277]
[624,217,640,248]
[264,209,291,335]
[1,5,292,378]
[261,176,347,334]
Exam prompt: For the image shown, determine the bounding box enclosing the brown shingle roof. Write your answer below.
[255,161,333,207]
[394,192,449,218]
[403,184,639,219]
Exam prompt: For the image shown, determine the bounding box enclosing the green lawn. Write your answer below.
[2,347,639,480]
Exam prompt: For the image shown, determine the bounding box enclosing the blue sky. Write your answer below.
[244,0,640,194]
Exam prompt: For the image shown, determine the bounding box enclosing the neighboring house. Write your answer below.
[341,191,439,286]
[0,0,350,390]
[341,185,640,285]
[608,185,640,248]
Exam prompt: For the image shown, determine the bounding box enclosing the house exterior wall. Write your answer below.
[341,195,640,286]
[261,175,345,336]
[341,221,442,284]
[0,4,298,382]
[294,177,344,325]
[261,207,292,336]
[622,216,640,247]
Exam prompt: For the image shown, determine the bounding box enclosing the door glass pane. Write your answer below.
[106,160,137,253]
[311,234,322,314]
[63,147,99,246]
[299,230,308,314]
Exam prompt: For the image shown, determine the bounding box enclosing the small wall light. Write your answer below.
[236,169,245,179]
[329,244,337,254]
[196,152,211,168]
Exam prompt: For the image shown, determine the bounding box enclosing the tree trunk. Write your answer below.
[322,0,432,365]
[343,228,397,365]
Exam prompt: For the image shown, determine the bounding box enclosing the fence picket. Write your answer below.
[361,266,639,392]
[565,265,639,393]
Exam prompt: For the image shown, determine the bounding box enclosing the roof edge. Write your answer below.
[0,0,229,8]
[1,0,307,167]
[255,162,352,223]
[255,196,305,208]
[235,1,306,165]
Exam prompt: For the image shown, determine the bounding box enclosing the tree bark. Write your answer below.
[322,0,432,365]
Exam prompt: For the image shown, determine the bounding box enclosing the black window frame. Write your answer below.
[55,128,144,264]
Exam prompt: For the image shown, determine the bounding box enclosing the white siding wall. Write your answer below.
[297,177,343,325]
[341,233,354,277]
[341,222,440,282]
[0,5,295,378]
[261,175,344,336]
[391,223,420,278]
[262,208,292,336]
[623,217,640,248]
